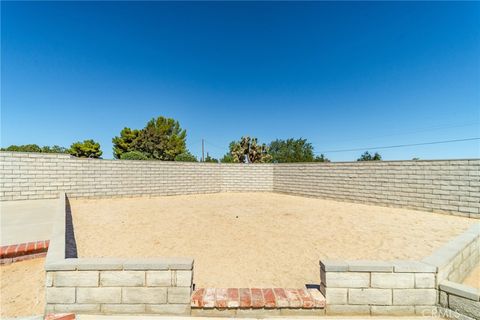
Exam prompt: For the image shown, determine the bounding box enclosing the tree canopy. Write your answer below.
[357,151,382,161]
[1,144,68,154]
[112,116,188,161]
[224,136,272,163]
[174,151,197,162]
[69,140,103,158]
[269,138,315,163]
[112,128,141,159]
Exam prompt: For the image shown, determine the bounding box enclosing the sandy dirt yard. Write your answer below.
[71,192,474,288]
[0,258,45,318]
[463,263,480,288]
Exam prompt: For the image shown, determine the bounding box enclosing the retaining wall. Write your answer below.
[274,160,480,218]
[0,152,273,200]
[320,260,438,316]
[1,152,479,218]
[45,193,194,315]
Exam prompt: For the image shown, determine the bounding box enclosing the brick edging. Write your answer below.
[191,288,326,309]
[0,240,49,264]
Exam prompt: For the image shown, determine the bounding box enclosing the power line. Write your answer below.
[310,121,479,147]
[315,137,480,154]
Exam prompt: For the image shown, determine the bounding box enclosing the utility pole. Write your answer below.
[201,139,205,162]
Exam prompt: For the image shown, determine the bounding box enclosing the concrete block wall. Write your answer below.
[320,260,438,316]
[423,224,480,284]
[1,152,479,218]
[0,152,273,200]
[274,160,480,218]
[438,281,480,320]
[45,261,193,315]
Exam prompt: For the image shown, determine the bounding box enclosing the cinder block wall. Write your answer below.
[0,152,273,200]
[1,152,479,217]
[321,260,438,316]
[274,160,480,218]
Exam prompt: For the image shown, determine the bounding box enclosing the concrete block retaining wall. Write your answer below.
[438,281,480,320]
[274,160,480,218]
[1,152,479,218]
[320,223,480,317]
[45,193,194,315]
[0,152,273,200]
[320,260,438,316]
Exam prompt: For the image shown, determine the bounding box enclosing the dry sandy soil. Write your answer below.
[0,257,45,318]
[463,263,480,288]
[71,192,474,288]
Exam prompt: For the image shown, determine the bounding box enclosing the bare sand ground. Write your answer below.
[71,192,474,288]
[463,264,480,288]
[0,257,45,318]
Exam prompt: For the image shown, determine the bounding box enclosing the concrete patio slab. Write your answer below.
[0,199,57,246]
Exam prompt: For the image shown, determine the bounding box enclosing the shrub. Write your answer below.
[69,139,103,158]
[120,151,148,160]
[174,151,197,162]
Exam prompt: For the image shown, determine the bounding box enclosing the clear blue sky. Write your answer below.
[2,1,479,161]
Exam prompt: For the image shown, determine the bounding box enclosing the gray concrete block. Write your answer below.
[54,271,99,287]
[46,287,75,304]
[326,304,371,315]
[122,287,167,304]
[54,303,100,313]
[168,287,191,303]
[320,260,348,272]
[371,306,415,315]
[101,304,146,314]
[393,289,437,305]
[326,288,347,304]
[100,271,145,287]
[75,258,125,270]
[394,261,436,273]
[76,287,121,303]
[371,272,414,288]
[349,288,392,305]
[439,280,480,301]
[348,260,394,272]
[176,270,193,287]
[325,272,370,288]
[146,271,172,286]
[123,258,193,270]
[145,304,190,315]
[415,273,436,288]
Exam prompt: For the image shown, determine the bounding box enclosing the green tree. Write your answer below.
[228,136,272,163]
[120,151,148,160]
[1,144,69,154]
[220,153,234,163]
[357,151,382,161]
[314,154,330,162]
[268,138,315,163]
[2,144,42,153]
[136,117,187,160]
[69,140,103,158]
[204,153,218,163]
[42,145,69,153]
[174,151,197,162]
[112,128,141,159]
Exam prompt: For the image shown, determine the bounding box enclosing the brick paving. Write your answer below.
[191,288,326,309]
[0,240,49,264]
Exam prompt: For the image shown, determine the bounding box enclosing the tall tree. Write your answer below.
[112,128,141,159]
[1,144,68,154]
[136,117,187,160]
[268,138,315,163]
[228,136,272,163]
[357,151,382,161]
[69,139,103,158]
[314,154,330,162]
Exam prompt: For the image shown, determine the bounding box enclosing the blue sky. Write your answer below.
[1,1,479,161]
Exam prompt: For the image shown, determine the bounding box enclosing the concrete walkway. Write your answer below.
[0,199,57,246]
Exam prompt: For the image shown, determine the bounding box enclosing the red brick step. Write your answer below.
[191,287,326,309]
